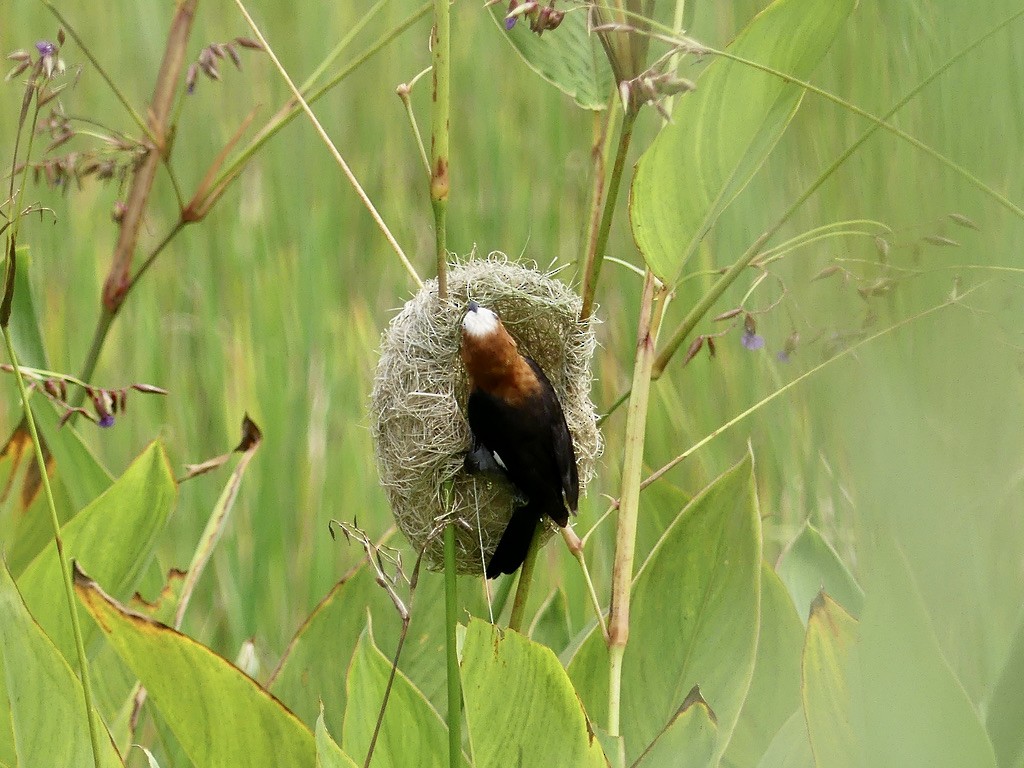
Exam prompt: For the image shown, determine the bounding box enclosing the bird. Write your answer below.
[459,300,579,577]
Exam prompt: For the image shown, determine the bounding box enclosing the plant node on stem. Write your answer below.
[607,269,667,741]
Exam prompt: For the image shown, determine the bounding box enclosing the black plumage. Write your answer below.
[460,303,579,577]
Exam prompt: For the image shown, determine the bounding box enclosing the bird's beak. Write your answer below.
[466,300,480,312]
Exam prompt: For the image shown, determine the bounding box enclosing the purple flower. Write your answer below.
[98,413,115,428]
[35,40,56,57]
[741,330,765,350]
[505,15,517,30]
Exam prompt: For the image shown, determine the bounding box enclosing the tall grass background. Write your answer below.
[3,0,1022,722]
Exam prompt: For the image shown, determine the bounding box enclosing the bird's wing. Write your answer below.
[524,358,579,513]
[551,407,579,512]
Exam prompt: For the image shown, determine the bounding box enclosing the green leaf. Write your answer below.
[568,453,761,764]
[0,562,123,768]
[461,618,607,768]
[777,521,864,622]
[854,548,997,768]
[315,706,358,768]
[74,567,316,768]
[270,561,483,735]
[488,3,613,110]
[16,442,176,665]
[754,710,813,768]
[802,592,858,768]
[723,563,804,767]
[986,612,1024,768]
[528,586,572,651]
[8,245,48,369]
[341,627,465,768]
[269,569,374,733]
[630,0,855,283]
[633,686,718,768]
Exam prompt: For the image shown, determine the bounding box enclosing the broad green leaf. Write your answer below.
[461,618,607,768]
[270,560,482,734]
[568,453,761,764]
[634,687,718,768]
[854,549,997,768]
[777,521,863,622]
[75,568,316,768]
[986,612,1024,768]
[269,564,395,734]
[315,706,358,768]
[755,710,813,768]
[630,0,855,283]
[724,563,804,768]
[488,3,613,110]
[802,592,858,768]
[528,586,572,651]
[0,562,123,768]
[8,245,47,369]
[17,442,175,665]
[342,627,465,768]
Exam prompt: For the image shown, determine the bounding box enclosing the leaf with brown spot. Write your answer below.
[75,564,341,768]
[802,591,858,768]
[129,568,187,625]
[632,685,719,768]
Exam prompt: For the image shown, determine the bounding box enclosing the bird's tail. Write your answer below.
[485,500,543,579]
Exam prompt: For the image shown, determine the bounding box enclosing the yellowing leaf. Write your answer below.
[802,592,858,768]
[75,567,316,768]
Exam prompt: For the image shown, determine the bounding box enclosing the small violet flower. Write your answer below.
[98,413,115,428]
[741,330,765,351]
[741,313,764,351]
[35,40,56,57]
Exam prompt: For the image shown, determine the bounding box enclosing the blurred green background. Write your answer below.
[2,0,1022,735]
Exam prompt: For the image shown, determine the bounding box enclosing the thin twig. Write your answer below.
[233,0,423,288]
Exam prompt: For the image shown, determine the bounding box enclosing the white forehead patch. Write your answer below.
[462,305,500,338]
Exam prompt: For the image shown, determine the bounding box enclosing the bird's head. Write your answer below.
[461,300,500,339]
[460,301,520,380]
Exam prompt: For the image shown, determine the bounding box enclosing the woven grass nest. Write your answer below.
[370,255,602,573]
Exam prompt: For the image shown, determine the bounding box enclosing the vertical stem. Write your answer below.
[2,330,104,768]
[578,104,616,282]
[102,0,197,312]
[443,524,461,768]
[430,0,451,298]
[579,108,638,322]
[507,521,541,632]
[607,270,666,740]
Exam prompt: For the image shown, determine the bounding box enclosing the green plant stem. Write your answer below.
[607,270,665,740]
[1,327,104,768]
[72,6,429,400]
[234,0,420,289]
[430,0,451,298]
[507,522,542,632]
[579,102,617,285]
[43,3,155,144]
[212,3,431,198]
[443,524,461,768]
[653,232,769,379]
[580,108,638,322]
[646,6,1024,381]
